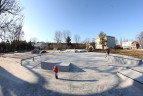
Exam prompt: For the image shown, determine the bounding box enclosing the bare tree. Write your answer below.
[120,37,122,46]
[14,25,24,41]
[137,31,143,49]
[0,0,23,42]
[92,38,95,43]
[99,32,106,49]
[6,15,24,42]
[123,38,128,42]
[122,38,124,42]
[0,0,26,52]
[0,17,24,42]
[81,38,90,44]
[63,30,71,43]
[0,14,13,41]
[0,0,22,15]
[85,38,90,43]
[54,31,62,43]
[74,34,80,43]
[115,38,118,45]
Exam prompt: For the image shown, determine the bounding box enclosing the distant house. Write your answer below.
[46,43,67,50]
[122,41,139,49]
[131,41,140,49]
[115,45,123,49]
[34,42,46,49]
[31,42,35,46]
[95,36,116,49]
[122,42,132,49]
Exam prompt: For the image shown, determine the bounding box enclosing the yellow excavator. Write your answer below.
[86,43,95,52]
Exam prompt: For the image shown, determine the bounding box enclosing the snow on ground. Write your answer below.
[0,51,143,96]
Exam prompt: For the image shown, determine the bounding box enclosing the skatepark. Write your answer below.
[0,50,143,96]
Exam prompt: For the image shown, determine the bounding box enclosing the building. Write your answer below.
[95,36,116,49]
[122,41,139,49]
[46,43,86,50]
[131,41,139,49]
[122,42,132,49]
[34,42,46,49]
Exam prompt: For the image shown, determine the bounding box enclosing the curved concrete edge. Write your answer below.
[107,55,142,66]
[117,71,143,89]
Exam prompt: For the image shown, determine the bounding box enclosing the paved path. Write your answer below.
[0,52,143,96]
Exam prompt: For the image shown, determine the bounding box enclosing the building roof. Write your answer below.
[132,41,139,45]
[106,36,115,38]
[96,35,115,40]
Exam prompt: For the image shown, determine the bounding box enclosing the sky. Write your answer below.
[20,0,143,43]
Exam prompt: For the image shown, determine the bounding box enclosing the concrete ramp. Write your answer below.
[41,61,71,72]
[107,55,142,66]
[117,67,143,89]
[130,66,143,73]
[41,62,58,70]
[56,62,71,72]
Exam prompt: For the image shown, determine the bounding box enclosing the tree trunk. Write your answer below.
[102,45,104,50]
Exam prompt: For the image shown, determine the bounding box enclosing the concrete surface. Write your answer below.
[130,66,143,73]
[0,52,143,96]
[117,69,143,83]
[117,69,143,89]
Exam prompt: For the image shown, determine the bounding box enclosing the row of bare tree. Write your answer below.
[54,30,96,44]
[54,30,81,44]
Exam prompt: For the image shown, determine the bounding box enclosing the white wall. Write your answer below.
[95,36,115,49]
[122,42,132,49]
[95,38,102,49]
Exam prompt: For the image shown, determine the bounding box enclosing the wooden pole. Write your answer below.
[21,59,22,66]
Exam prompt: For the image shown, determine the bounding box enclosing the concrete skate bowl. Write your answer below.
[1,59,143,96]
[1,65,142,96]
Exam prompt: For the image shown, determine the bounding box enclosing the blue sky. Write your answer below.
[20,0,143,43]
